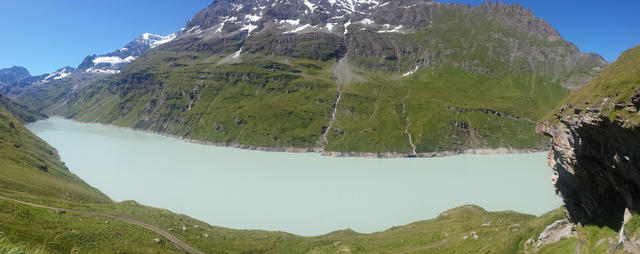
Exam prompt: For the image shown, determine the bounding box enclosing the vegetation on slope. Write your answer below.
[0,238,45,254]
[1,197,630,254]
[0,95,44,124]
[548,44,640,126]
[0,106,108,204]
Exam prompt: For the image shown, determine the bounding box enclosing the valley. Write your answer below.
[1,0,639,253]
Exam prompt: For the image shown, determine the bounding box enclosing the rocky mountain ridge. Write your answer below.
[77,32,176,74]
[174,0,604,88]
[0,66,30,84]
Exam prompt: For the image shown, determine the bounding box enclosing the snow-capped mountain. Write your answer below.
[42,67,75,82]
[77,32,176,74]
[0,32,175,97]
[178,0,434,39]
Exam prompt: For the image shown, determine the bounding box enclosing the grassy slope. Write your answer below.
[547,44,640,125]
[0,107,108,204]
[0,105,190,252]
[0,95,44,124]
[1,198,627,254]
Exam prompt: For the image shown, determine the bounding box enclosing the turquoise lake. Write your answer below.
[27,117,561,236]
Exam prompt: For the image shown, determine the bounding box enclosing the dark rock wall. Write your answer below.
[540,107,640,230]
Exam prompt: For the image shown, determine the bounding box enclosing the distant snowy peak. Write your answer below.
[43,67,74,81]
[77,32,175,74]
[136,33,177,49]
[117,32,176,57]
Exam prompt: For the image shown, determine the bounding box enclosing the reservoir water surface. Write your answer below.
[27,117,561,236]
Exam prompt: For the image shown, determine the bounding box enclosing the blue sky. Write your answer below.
[0,0,638,75]
[0,0,211,75]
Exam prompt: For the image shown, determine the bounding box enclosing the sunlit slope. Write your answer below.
[0,93,45,124]
[548,44,640,125]
[0,105,109,203]
[1,201,627,253]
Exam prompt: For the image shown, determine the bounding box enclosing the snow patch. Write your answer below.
[378,24,403,33]
[241,24,258,36]
[150,33,176,48]
[222,16,238,22]
[232,48,243,59]
[344,20,351,34]
[334,0,380,13]
[402,66,419,77]
[303,0,316,12]
[245,14,262,22]
[53,71,71,80]
[359,18,374,25]
[280,19,300,26]
[232,3,243,11]
[326,23,335,32]
[215,23,225,33]
[92,56,136,65]
[85,68,120,74]
[285,24,312,34]
[187,25,201,33]
[44,68,72,81]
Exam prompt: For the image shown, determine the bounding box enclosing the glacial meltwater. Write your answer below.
[27,117,561,236]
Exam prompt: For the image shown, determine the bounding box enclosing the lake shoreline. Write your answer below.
[58,116,548,159]
[27,117,560,235]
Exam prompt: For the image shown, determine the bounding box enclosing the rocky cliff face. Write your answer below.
[540,106,640,229]
[539,44,640,230]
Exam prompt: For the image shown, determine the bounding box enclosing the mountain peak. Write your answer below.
[43,66,75,81]
[179,0,558,43]
[0,66,31,84]
[77,32,176,74]
[137,32,177,49]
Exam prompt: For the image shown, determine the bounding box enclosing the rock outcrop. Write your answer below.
[539,99,640,230]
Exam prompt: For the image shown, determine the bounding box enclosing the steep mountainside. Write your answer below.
[23,0,606,156]
[0,93,45,123]
[0,105,109,203]
[539,44,640,232]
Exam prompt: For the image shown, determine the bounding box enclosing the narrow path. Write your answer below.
[401,92,417,156]
[0,196,205,254]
